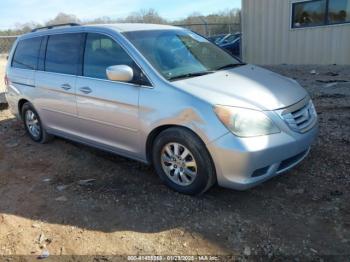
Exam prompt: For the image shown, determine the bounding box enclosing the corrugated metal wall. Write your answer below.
[242,0,350,65]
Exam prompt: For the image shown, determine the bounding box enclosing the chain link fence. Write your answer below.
[174,23,242,58]
[0,23,241,55]
[174,23,241,37]
[0,36,17,55]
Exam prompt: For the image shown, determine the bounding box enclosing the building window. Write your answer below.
[328,0,350,24]
[293,0,327,28]
[292,0,350,28]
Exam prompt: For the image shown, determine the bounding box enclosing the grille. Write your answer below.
[281,99,317,133]
[277,150,308,172]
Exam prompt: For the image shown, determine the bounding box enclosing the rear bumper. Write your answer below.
[5,86,21,118]
[208,124,318,190]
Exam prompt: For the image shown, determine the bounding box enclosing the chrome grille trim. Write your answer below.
[277,97,317,133]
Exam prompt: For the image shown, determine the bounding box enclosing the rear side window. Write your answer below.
[45,33,83,75]
[12,37,42,70]
[83,33,136,80]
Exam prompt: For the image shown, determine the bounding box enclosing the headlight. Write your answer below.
[214,105,280,137]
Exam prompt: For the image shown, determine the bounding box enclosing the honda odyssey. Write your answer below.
[5,23,318,195]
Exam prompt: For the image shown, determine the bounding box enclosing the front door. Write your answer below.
[75,33,143,156]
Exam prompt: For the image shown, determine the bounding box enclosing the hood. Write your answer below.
[172,65,307,111]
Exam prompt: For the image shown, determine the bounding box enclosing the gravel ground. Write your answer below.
[0,65,349,260]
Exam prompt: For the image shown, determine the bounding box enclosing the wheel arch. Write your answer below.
[18,98,30,119]
[145,124,216,172]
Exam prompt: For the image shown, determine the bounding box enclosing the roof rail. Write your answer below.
[31,23,81,32]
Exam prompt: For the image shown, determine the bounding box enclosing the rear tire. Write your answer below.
[21,102,53,144]
[152,127,216,195]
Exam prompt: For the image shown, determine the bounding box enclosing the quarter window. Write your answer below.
[292,0,350,28]
[12,37,42,70]
[45,33,83,75]
[83,33,140,82]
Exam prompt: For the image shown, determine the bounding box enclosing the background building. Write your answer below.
[242,0,350,65]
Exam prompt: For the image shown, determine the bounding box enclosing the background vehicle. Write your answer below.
[208,33,241,57]
[217,33,241,45]
[220,33,241,54]
[207,34,227,44]
[5,23,317,195]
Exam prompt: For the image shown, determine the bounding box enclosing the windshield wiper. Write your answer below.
[168,71,215,81]
[216,63,245,71]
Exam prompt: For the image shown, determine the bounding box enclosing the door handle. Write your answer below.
[79,87,92,94]
[61,83,72,90]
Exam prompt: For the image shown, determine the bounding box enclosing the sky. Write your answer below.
[0,0,241,29]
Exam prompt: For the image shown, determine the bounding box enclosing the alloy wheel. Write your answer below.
[25,110,41,139]
[160,142,198,186]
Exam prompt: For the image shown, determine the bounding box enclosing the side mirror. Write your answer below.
[106,65,133,82]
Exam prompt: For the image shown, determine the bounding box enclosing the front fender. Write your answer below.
[138,84,229,161]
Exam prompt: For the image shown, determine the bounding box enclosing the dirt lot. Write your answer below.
[0,65,349,259]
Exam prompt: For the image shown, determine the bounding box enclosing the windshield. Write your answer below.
[123,30,242,81]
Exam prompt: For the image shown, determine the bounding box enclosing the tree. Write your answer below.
[46,13,81,25]
[121,9,167,24]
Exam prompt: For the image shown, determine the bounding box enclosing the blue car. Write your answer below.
[208,34,227,44]
[218,33,241,58]
[208,33,241,58]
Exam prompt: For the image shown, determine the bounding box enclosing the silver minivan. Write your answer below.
[5,23,318,195]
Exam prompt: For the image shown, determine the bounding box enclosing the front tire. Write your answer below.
[152,127,216,195]
[22,102,53,143]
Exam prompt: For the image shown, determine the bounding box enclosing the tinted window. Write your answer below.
[84,33,137,81]
[292,0,326,28]
[328,0,350,24]
[12,37,42,70]
[45,33,83,75]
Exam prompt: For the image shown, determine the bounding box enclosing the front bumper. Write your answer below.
[208,124,318,190]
